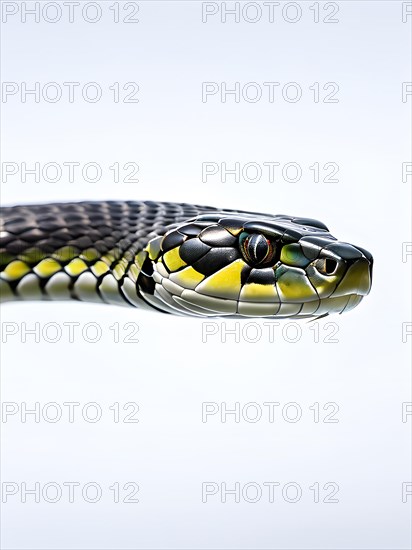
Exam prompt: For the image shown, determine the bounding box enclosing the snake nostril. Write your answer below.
[325,258,338,275]
[315,257,338,275]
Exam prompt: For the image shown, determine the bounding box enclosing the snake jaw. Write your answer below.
[136,214,373,319]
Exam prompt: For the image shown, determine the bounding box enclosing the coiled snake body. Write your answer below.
[0,201,373,318]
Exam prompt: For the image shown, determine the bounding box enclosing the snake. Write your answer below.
[0,200,373,319]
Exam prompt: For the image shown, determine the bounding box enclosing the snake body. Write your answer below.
[0,201,373,318]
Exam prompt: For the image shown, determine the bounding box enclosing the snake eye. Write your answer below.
[314,257,338,275]
[240,232,276,266]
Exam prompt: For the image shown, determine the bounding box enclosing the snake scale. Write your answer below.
[0,201,373,318]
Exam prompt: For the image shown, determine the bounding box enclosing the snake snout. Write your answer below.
[325,243,373,298]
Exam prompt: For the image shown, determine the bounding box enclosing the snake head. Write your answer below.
[136,212,373,318]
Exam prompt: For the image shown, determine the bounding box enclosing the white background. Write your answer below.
[1,1,411,549]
